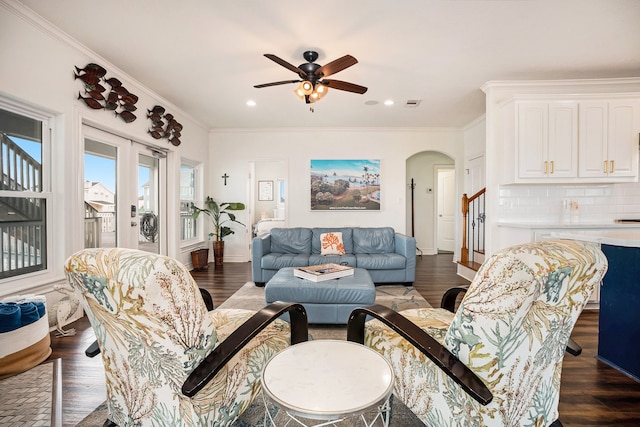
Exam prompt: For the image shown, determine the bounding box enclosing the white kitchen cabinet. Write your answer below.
[516,101,577,180]
[578,99,640,179]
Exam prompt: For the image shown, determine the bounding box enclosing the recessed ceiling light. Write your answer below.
[384,100,394,106]
[364,100,379,106]
[246,100,256,107]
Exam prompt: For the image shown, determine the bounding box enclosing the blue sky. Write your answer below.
[84,153,116,193]
[11,136,40,162]
[310,159,380,177]
[84,154,149,196]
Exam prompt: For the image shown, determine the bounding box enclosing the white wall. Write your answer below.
[209,128,465,261]
[463,115,486,160]
[0,4,210,316]
[462,116,486,196]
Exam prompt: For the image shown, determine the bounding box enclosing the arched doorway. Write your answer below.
[406,151,455,255]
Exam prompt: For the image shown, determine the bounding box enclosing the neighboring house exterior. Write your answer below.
[84,181,115,233]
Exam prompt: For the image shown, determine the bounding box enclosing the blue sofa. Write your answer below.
[251,227,416,285]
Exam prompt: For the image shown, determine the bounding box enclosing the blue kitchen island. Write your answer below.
[552,231,640,382]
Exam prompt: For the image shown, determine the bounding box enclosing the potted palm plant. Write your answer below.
[191,197,246,266]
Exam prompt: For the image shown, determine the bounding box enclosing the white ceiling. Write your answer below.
[18,0,640,129]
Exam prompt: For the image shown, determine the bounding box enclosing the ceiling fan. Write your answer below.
[254,51,367,104]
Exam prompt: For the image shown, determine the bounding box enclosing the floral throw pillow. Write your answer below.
[320,232,346,255]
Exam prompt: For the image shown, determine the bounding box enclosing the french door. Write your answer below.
[82,126,166,254]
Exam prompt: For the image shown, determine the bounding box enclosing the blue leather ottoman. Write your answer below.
[265,267,375,324]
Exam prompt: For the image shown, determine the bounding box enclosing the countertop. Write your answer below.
[550,230,640,248]
[496,221,640,230]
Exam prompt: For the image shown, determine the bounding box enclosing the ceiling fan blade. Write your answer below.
[322,79,368,94]
[254,80,301,88]
[315,55,358,78]
[264,54,305,75]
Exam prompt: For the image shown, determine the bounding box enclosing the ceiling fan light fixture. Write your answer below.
[300,80,314,95]
[315,84,328,99]
[257,51,365,106]
[308,84,327,103]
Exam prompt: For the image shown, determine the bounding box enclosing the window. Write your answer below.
[180,161,200,242]
[0,103,50,280]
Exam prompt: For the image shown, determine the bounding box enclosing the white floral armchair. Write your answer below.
[347,239,607,427]
[65,248,308,427]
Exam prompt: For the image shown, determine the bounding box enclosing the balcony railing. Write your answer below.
[84,217,102,248]
[1,133,41,193]
[0,134,45,279]
[0,220,46,279]
[180,212,196,241]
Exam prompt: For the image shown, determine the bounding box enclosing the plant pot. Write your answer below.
[213,241,225,267]
[191,248,209,270]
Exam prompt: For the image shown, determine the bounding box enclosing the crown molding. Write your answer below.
[1,0,207,130]
[481,77,640,94]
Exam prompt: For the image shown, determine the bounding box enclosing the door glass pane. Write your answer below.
[84,139,116,248]
[138,153,159,254]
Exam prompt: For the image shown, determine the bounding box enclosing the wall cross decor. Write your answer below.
[222,173,229,185]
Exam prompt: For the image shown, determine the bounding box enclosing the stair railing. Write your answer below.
[461,188,485,266]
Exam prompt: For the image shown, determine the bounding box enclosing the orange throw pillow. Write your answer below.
[320,232,346,255]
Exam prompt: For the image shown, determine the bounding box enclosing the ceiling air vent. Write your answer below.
[405,99,421,108]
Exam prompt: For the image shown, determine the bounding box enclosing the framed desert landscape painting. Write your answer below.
[310,159,380,211]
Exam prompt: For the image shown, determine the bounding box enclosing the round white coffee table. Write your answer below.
[261,339,394,427]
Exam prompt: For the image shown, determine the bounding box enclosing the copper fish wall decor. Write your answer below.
[75,64,107,77]
[74,62,139,123]
[147,105,183,146]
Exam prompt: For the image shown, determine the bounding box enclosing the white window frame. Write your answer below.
[179,158,203,248]
[0,96,54,296]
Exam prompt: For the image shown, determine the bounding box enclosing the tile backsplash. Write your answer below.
[498,182,640,223]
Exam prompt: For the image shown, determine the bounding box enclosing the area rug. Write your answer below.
[0,358,61,427]
[217,282,431,341]
[218,282,432,313]
[76,283,430,426]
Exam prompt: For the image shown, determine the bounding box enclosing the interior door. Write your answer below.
[82,126,165,253]
[437,167,455,252]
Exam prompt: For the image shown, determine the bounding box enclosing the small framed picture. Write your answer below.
[258,180,274,201]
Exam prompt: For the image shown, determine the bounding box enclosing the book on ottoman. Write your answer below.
[293,263,354,282]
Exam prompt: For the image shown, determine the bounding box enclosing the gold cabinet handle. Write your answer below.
[604,160,608,174]
[550,160,554,174]
[544,161,548,174]
[610,160,615,173]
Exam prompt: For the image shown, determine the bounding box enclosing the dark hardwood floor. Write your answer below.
[48,254,640,426]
